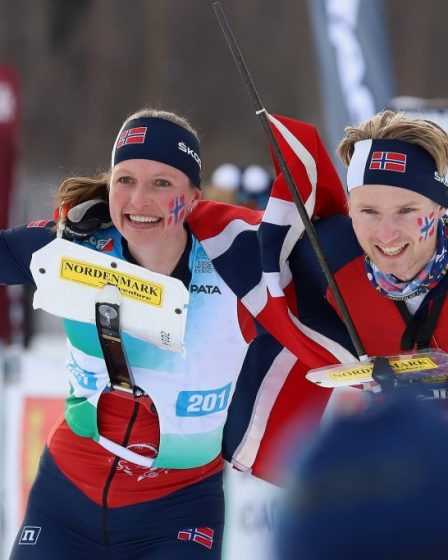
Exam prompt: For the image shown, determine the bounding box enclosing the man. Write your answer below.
[291,110,448,366]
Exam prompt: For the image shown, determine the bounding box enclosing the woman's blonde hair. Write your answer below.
[338,109,448,174]
[54,107,198,220]
[127,107,198,137]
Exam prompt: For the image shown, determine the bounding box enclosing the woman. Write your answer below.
[5,107,244,559]
[291,109,448,392]
[5,107,339,559]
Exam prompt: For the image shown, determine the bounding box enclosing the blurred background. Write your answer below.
[2,0,448,210]
[1,0,448,557]
[2,0,448,343]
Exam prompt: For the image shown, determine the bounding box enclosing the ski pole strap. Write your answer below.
[395,294,446,351]
[95,297,146,398]
[372,356,400,390]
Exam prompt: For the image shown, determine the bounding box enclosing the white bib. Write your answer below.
[30,238,189,354]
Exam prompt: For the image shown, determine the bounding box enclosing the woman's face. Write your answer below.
[349,185,445,281]
[109,159,200,249]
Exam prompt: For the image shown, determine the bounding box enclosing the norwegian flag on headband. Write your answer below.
[189,114,356,480]
[117,126,147,148]
[369,151,407,173]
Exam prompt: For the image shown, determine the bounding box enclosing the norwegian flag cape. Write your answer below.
[189,114,357,482]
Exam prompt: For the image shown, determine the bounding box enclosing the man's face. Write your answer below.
[349,185,445,280]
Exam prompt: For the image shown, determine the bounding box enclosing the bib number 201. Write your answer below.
[176,383,232,416]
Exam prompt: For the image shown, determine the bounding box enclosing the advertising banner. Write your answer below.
[307,0,396,169]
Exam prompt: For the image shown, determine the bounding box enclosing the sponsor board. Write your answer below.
[59,258,163,306]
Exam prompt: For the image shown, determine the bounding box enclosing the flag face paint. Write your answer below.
[168,195,186,226]
[418,211,435,242]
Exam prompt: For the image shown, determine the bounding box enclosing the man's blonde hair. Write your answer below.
[338,109,448,174]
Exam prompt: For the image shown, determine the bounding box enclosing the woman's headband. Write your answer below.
[111,116,201,187]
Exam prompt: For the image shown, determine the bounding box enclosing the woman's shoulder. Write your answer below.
[72,225,123,255]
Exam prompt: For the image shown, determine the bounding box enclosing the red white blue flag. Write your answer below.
[189,114,357,480]
[168,195,186,225]
[369,151,407,172]
[177,527,214,549]
[117,126,147,148]
[27,220,51,228]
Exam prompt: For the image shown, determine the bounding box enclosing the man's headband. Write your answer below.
[111,117,202,187]
[347,138,448,207]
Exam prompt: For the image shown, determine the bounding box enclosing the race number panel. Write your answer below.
[306,350,448,388]
[30,238,189,354]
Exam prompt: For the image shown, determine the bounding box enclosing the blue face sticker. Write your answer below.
[176,383,232,417]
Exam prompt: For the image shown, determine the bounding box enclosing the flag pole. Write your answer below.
[212,1,368,361]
